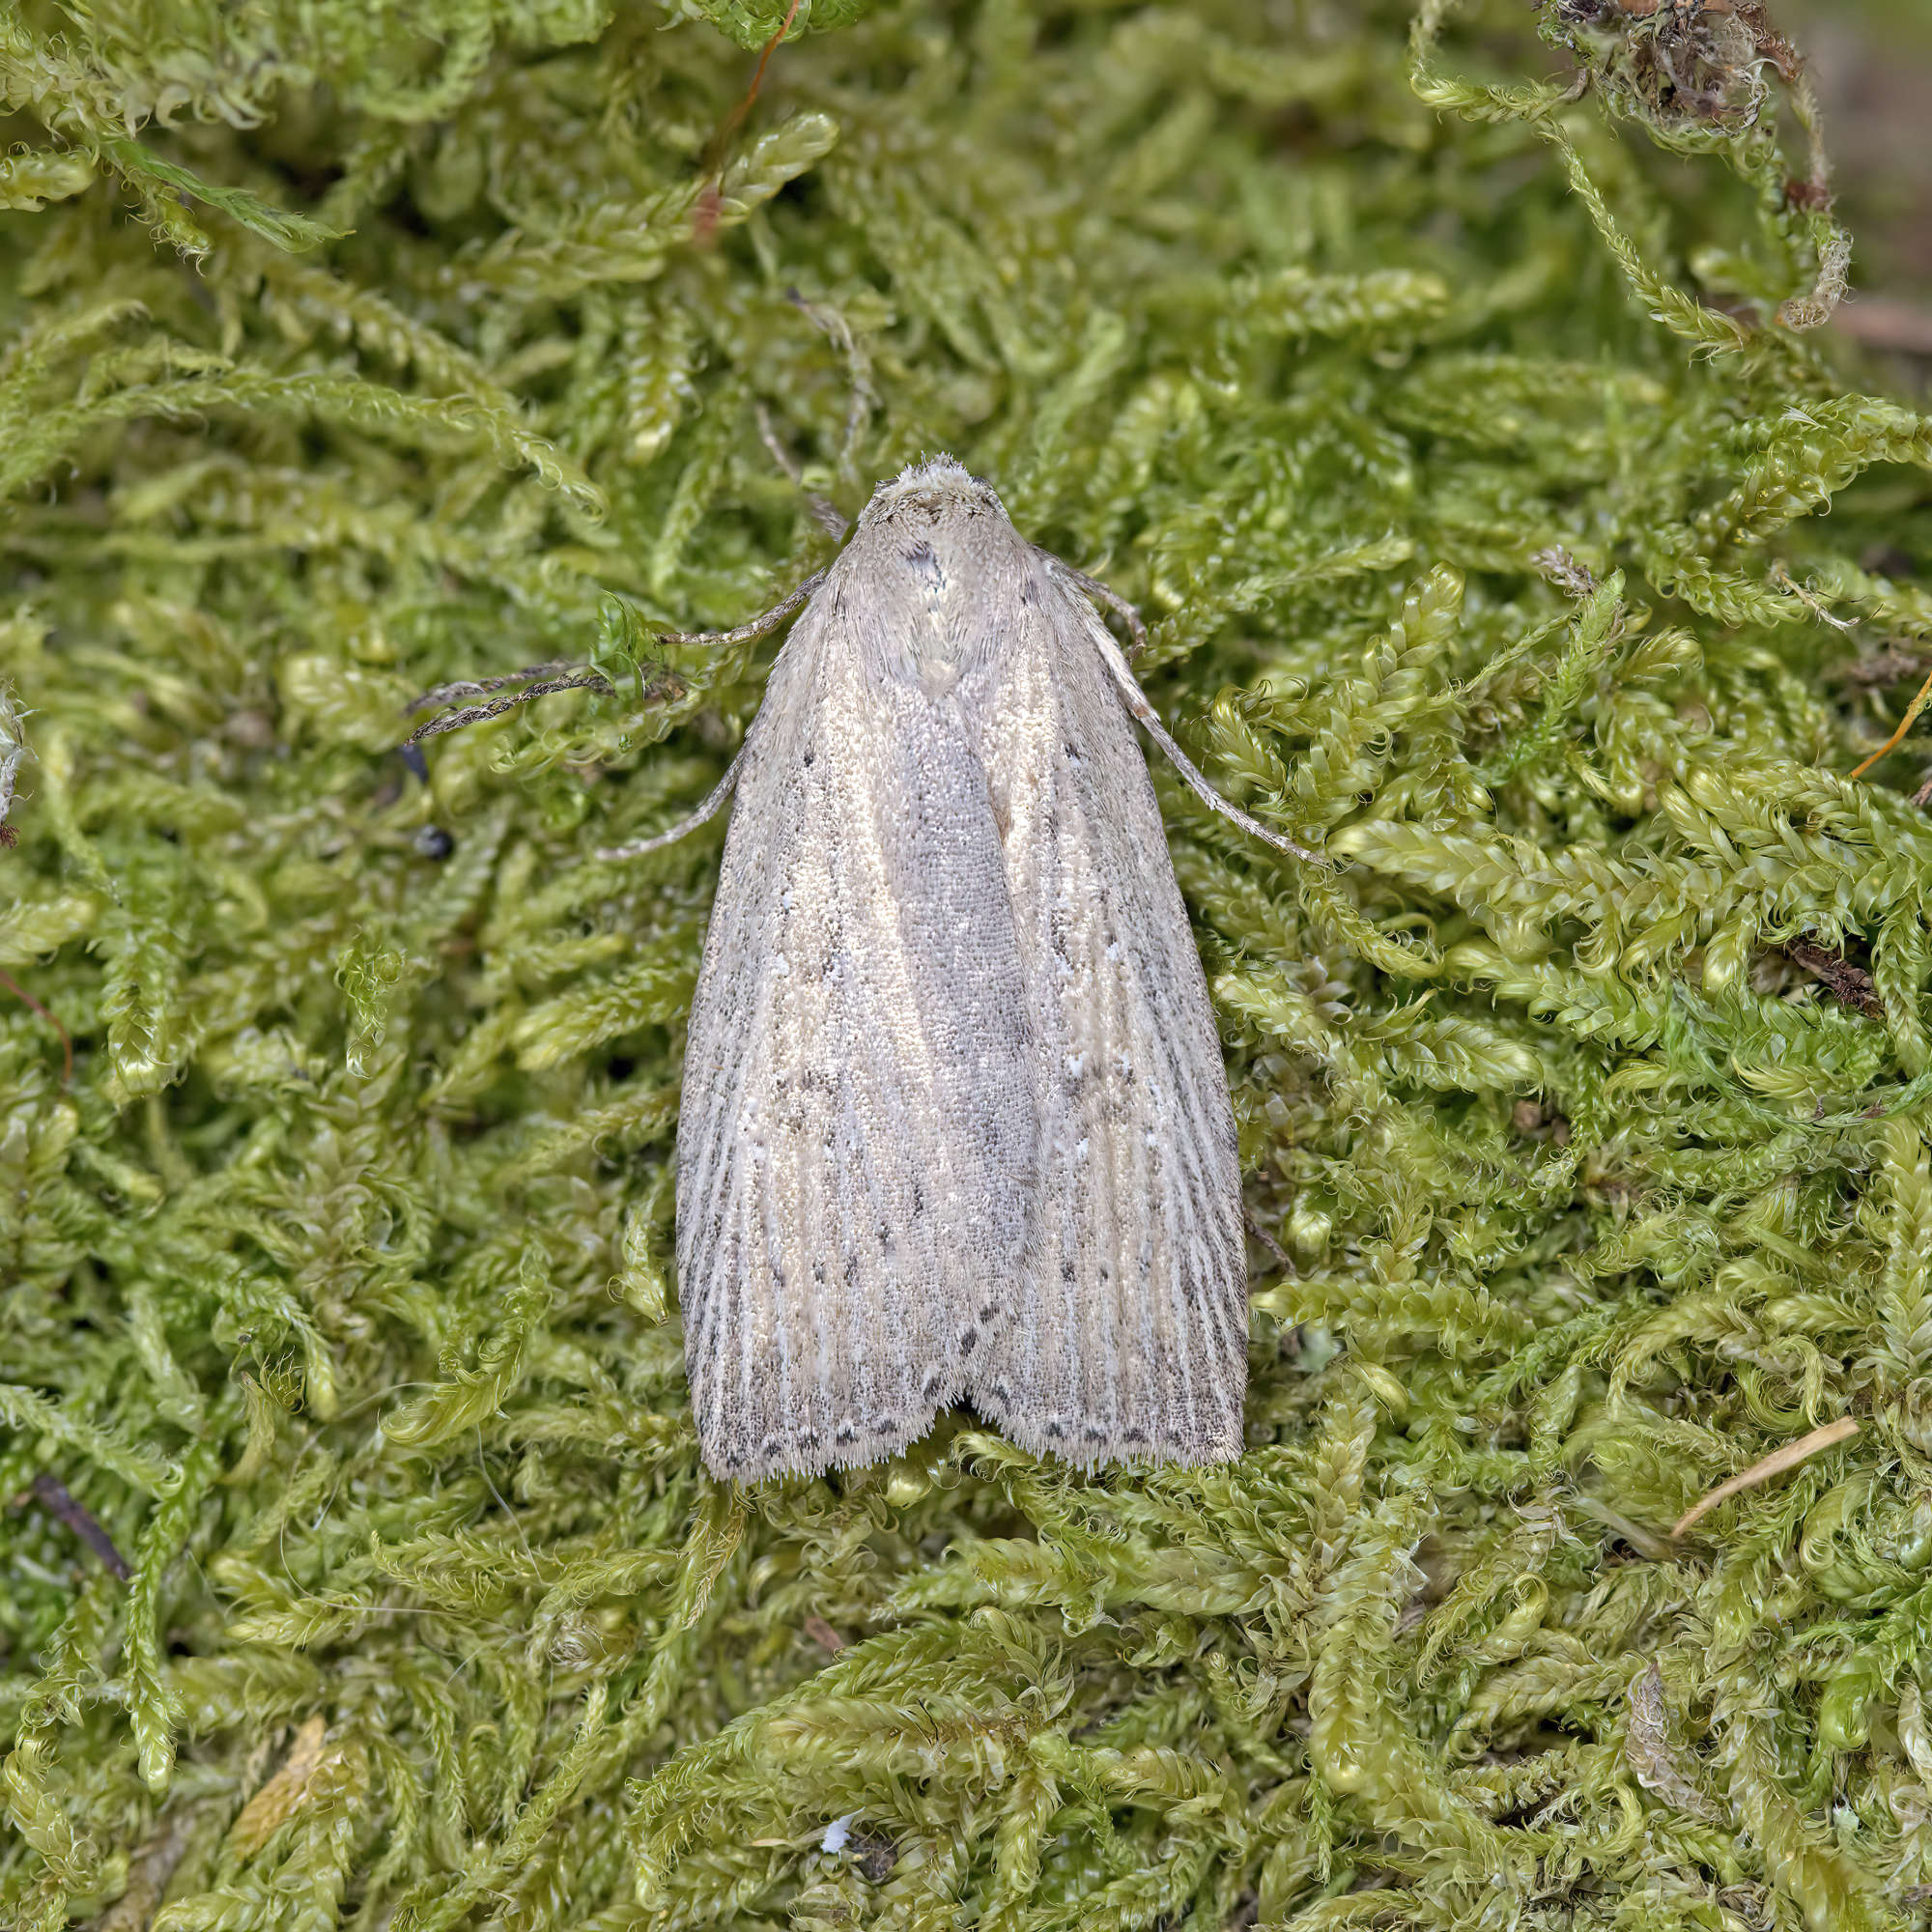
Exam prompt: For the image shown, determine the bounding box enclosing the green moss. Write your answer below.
[2,1,1931,1928]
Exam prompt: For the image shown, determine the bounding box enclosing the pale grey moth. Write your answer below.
[606,455,1315,1481]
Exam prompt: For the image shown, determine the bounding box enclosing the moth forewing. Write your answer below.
[672,599,1034,1479]
[964,551,1248,1467]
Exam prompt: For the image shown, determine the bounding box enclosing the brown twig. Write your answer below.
[1849,661,1932,780]
[804,1614,847,1653]
[1833,298,1932,358]
[1671,1417,1859,1539]
[1244,1208,1293,1274]
[29,1471,130,1578]
[1781,937,1884,1019]
[1831,646,1929,689]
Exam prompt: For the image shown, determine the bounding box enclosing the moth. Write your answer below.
[608,456,1314,1481]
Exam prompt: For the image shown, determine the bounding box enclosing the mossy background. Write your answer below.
[4,1,1932,1928]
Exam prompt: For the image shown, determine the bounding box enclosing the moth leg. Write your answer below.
[660,569,827,651]
[600,569,827,861]
[1086,622,1325,866]
[596,746,747,861]
[1053,560,1150,661]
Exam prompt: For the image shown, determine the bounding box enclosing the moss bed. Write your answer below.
[4,2,1932,1928]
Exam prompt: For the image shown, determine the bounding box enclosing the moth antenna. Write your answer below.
[597,747,747,861]
[755,405,850,538]
[403,567,828,765]
[1060,566,1325,865]
[1053,560,1150,661]
[405,661,579,718]
[783,291,876,490]
[1097,640,1319,862]
[659,569,828,652]
[805,496,853,539]
[403,668,613,746]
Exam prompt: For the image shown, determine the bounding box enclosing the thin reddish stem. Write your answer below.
[0,966,73,1086]
[694,0,805,239]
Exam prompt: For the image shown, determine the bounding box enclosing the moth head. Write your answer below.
[860,454,1007,528]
